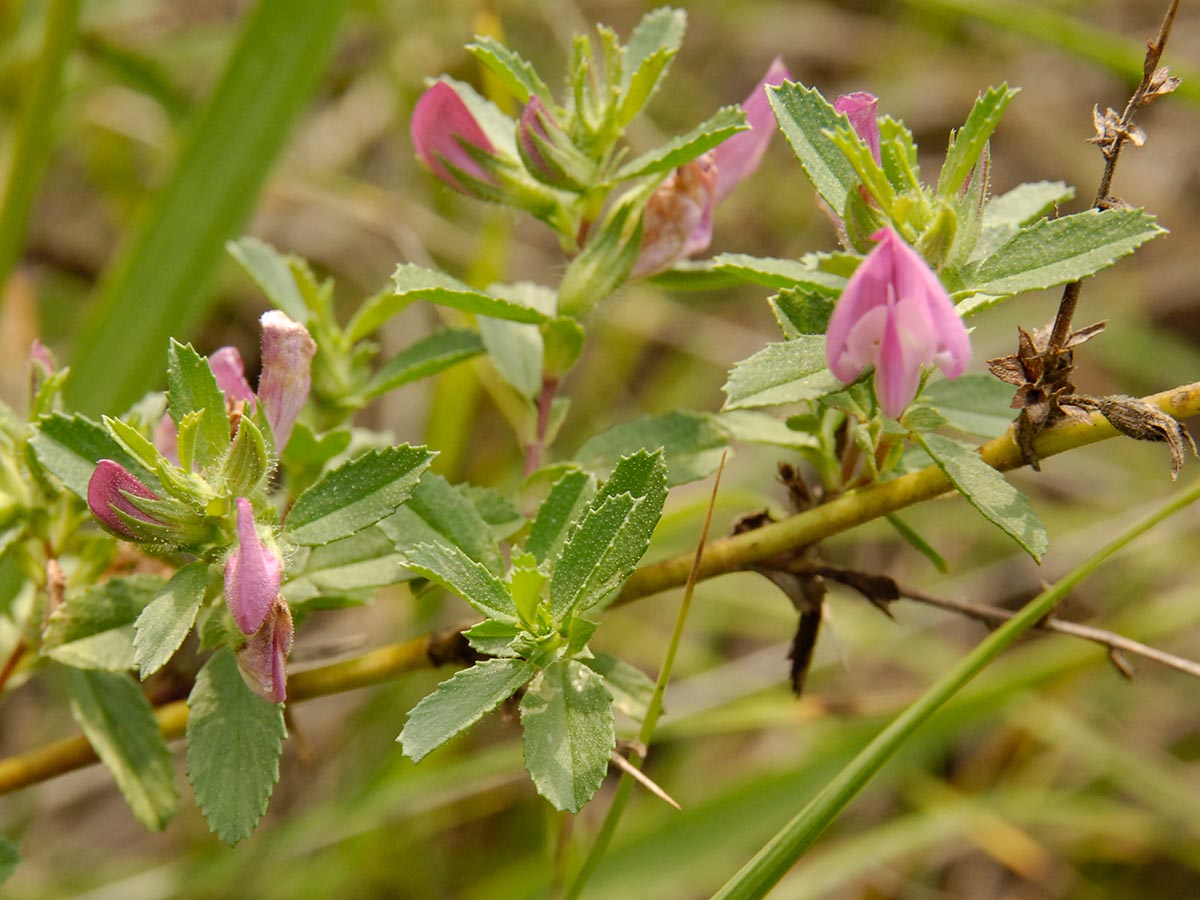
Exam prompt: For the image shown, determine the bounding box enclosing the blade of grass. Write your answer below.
[0,0,82,294]
[67,0,350,414]
[712,474,1200,899]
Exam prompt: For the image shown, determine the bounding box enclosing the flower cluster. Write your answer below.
[85,311,315,702]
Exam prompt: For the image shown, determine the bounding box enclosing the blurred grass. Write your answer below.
[2,0,1200,898]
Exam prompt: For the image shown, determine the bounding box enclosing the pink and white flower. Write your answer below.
[825,228,971,418]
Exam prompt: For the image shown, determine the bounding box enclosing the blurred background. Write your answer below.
[2,1,1200,897]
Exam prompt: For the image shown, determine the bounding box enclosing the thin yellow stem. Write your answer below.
[1,382,1198,797]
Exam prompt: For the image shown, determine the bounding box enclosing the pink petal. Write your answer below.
[209,346,256,407]
[236,598,293,704]
[153,413,180,466]
[410,81,495,191]
[833,92,880,164]
[825,231,893,381]
[257,311,316,452]
[518,96,555,182]
[224,497,282,635]
[87,460,162,539]
[875,300,923,418]
[887,231,971,378]
[712,57,791,204]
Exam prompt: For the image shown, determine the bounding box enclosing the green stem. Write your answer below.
[564,455,726,900]
[0,0,83,293]
[711,474,1200,900]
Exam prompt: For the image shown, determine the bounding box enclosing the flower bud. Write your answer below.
[517,97,590,190]
[632,157,717,278]
[257,311,316,452]
[236,596,293,704]
[411,81,498,196]
[833,92,881,164]
[224,497,282,635]
[87,460,165,540]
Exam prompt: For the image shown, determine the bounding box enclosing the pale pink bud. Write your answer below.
[712,57,791,203]
[833,92,881,164]
[208,346,256,407]
[257,311,315,451]
[632,156,718,277]
[30,340,56,378]
[236,596,293,704]
[825,228,971,418]
[224,497,282,635]
[411,81,497,194]
[87,460,163,539]
[518,96,557,182]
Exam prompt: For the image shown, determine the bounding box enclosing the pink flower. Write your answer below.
[517,96,558,183]
[87,460,163,539]
[712,57,791,204]
[411,81,497,194]
[634,59,790,276]
[257,311,316,451]
[833,92,880,164]
[825,228,971,418]
[236,596,293,704]
[224,497,282,635]
[208,347,256,407]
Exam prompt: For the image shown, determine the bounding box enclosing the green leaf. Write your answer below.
[770,287,837,338]
[577,411,728,487]
[355,265,546,341]
[132,562,208,679]
[919,374,1017,438]
[478,315,543,400]
[43,575,165,671]
[186,649,286,845]
[716,410,820,451]
[226,236,308,322]
[284,445,435,545]
[363,329,485,400]
[467,36,552,104]
[527,469,597,566]
[380,474,504,575]
[282,526,405,604]
[402,541,519,624]
[399,658,535,763]
[614,106,747,180]
[520,659,614,813]
[722,337,845,410]
[460,484,526,541]
[31,413,153,500]
[0,836,17,887]
[584,652,655,722]
[936,84,1018,198]
[67,0,351,414]
[166,340,230,472]
[462,620,522,658]
[549,451,667,618]
[972,180,1075,261]
[962,208,1164,301]
[713,253,850,293]
[618,7,687,123]
[767,82,860,214]
[916,433,1048,561]
[67,668,179,830]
